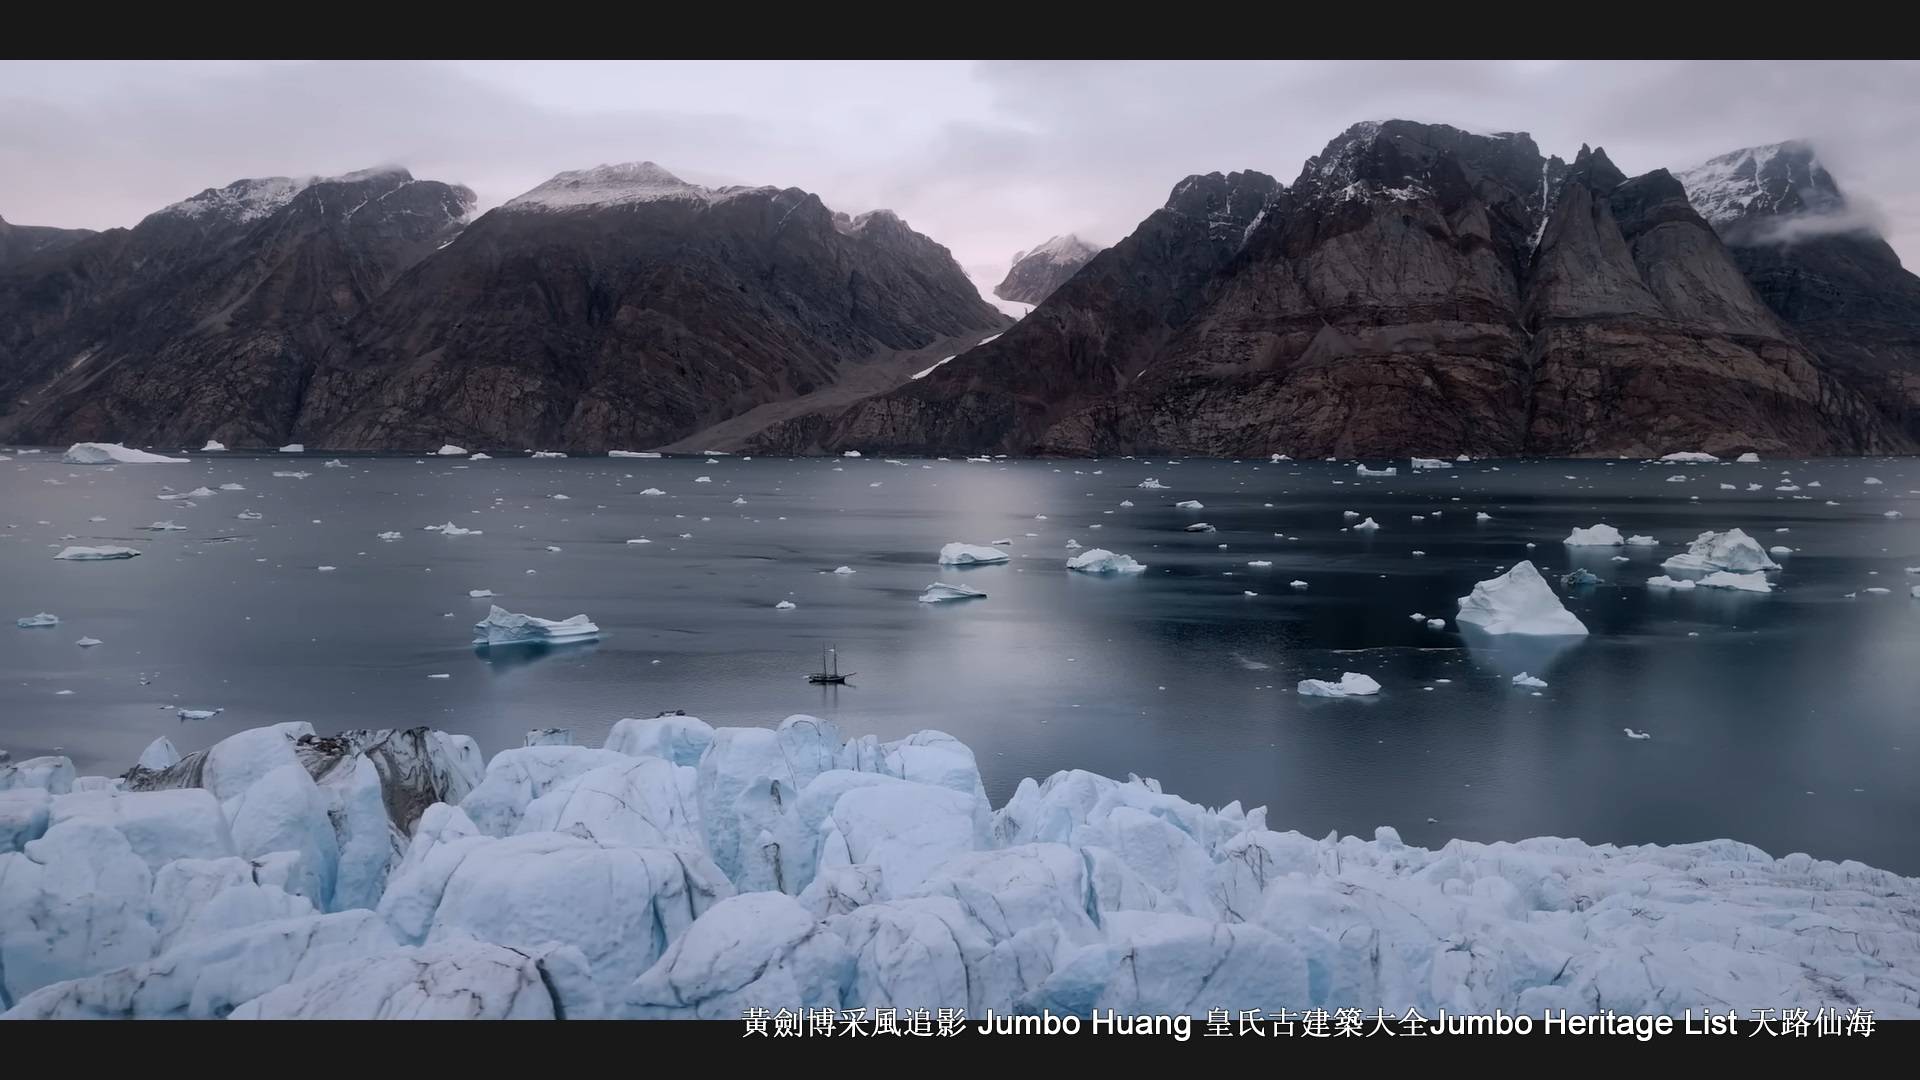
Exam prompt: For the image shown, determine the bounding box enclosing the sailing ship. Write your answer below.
[807,645,852,684]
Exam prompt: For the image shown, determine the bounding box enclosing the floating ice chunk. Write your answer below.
[1736,452,1760,463]
[732,496,747,505]
[54,546,140,560]
[377,531,402,541]
[626,538,651,545]
[435,445,467,456]
[1411,458,1451,469]
[1184,522,1216,532]
[639,487,665,496]
[1297,673,1380,697]
[1246,560,1272,568]
[1067,549,1146,574]
[774,600,796,610]
[144,521,185,531]
[426,522,481,536]
[1270,453,1291,462]
[1624,728,1652,740]
[832,566,856,575]
[1865,587,1891,595]
[1864,477,1882,485]
[1697,571,1773,593]
[530,451,567,459]
[1356,465,1397,477]
[1351,517,1380,531]
[1119,500,1134,507]
[1455,561,1588,636]
[1475,512,1492,521]
[1175,500,1205,510]
[1769,546,1792,556]
[271,470,310,479]
[200,440,227,452]
[1512,673,1548,688]
[1426,618,1445,629]
[176,707,223,721]
[843,450,862,458]
[75,637,102,648]
[1561,568,1599,586]
[1647,576,1697,590]
[919,582,986,603]
[472,606,599,647]
[1661,529,1779,574]
[1625,535,1658,547]
[157,486,215,501]
[1886,510,1904,519]
[16,613,59,628]
[939,542,1010,566]
[316,566,337,572]
[1137,478,1169,490]
[278,444,304,453]
[609,450,661,458]
[1660,452,1719,463]
[1563,524,1624,546]
[694,476,711,483]
[468,589,496,598]
[62,443,188,465]
[1289,580,1308,589]
[469,452,491,460]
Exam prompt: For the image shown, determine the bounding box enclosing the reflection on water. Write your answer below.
[1,451,1916,870]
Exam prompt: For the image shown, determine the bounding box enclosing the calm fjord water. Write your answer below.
[3,451,1917,871]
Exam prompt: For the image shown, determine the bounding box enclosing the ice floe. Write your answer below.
[1696,571,1773,593]
[938,543,1009,566]
[472,606,600,647]
[1660,529,1779,574]
[919,583,986,603]
[1659,452,1719,463]
[200,441,227,452]
[15,613,59,628]
[1511,673,1548,688]
[1646,576,1696,590]
[1563,524,1624,546]
[1066,549,1146,574]
[62,443,188,465]
[1297,673,1381,697]
[54,546,141,561]
[1455,561,1587,636]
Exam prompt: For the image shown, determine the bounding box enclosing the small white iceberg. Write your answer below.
[842,450,862,458]
[609,450,661,458]
[1563,524,1624,546]
[1184,522,1216,533]
[1246,560,1272,568]
[774,600,796,610]
[1297,673,1380,698]
[939,542,1010,566]
[218,483,245,491]
[1512,672,1548,688]
[639,488,666,496]
[1646,576,1697,590]
[470,453,491,460]
[16,613,59,628]
[473,605,599,647]
[1175,500,1205,510]
[1661,529,1778,574]
[1475,512,1492,522]
[278,444,304,453]
[156,487,214,501]
[427,522,482,537]
[177,707,223,721]
[144,521,185,531]
[468,589,497,598]
[63,443,188,464]
[1660,451,1719,463]
[1289,580,1309,589]
[271,470,311,479]
[831,566,856,575]
[530,451,567,459]
[377,531,402,541]
[1696,570,1773,593]
[1411,458,1451,469]
[200,440,227,452]
[1623,728,1652,740]
[1455,561,1588,636]
[436,444,468,456]
[75,636,102,647]
[1137,478,1169,490]
[1736,452,1760,463]
[1626,535,1658,547]
[919,582,986,603]
[1067,548,1146,574]
[1352,517,1381,531]
[54,546,141,560]
[1356,465,1397,477]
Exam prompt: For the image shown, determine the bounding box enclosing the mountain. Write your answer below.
[294,163,1007,451]
[753,121,1907,458]
[0,214,95,269]
[1677,141,1920,442]
[0,168,475,446]
[994,234,1102,304]
[0,163,1006,450]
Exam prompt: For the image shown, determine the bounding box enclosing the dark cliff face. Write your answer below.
[0,169,474,446]
[0,164,1004,450]
[1678,141,1920,443]
[0,215,96,270]
[295,168,1007,451]
[757,122,1909,458]
[993,235,1102,305]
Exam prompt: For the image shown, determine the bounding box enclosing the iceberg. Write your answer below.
[74,637,102,648]
[278,444,303,453]
[1624,728,1653,740]
[1512,673,1548,688]
[1626,535,1658,546]
[1455,561,1588,636]
[1296,673,1381,698]
[774,600,796,610]
[638,487,665,496]
[1183,522,1216,532]
[1137,478,1169,490]
[1352,517,1380,531]
[1660,529,1779,574]
[16,613,59,628]
[609,450,660,458]
[200,440,227,452]
[1697,571,1773,593]
[469,453,491,460]
[1066,549,1146,574]
[938,542,1010,566]
[1356,465,1397,477]
[435,445,467,456]
[426,522,481,537]
[62,443,188,465]
[144,521,185,531]
[271,471,310,479]
[1561,569,1599,586]
[472,606,600,647]
[1474,511,1492,521]
[919,582,986,603]
[842,450,862,458]
[1410,458,1451,469]
[530,451,567,459]
[54,546,141,560]
[1175,500,1204,510]
[1660,452,1720,463]
[1646,576,1697,590]
[1735,452,1760,462]
[1562,524,1623,546]
[377,531,402,541]
[831,566,856,575]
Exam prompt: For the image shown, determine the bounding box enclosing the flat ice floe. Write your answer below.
[1356,465,1397,477]
[1660,529,1779,574]
[1066,548,1146,574]
[1511,673,1548,688]
[1646,576,1697,590]
[1297,672,1381,697]
[1659,451,1719,463]
[1136,478,1169,490]
[1455,561,1587,636]
[472,606,600,647]
[608,450,660,458]
[938,543,1009,566]
[62,443,188,465]
[15,613,59,628]
[435,445,467,456]
[918,582,986,603]
[1175,500,1204,510]
[2,716,1918,1019]
[278,444,303,453]
[1410,458,1451,469]
[1696,571,1773,593]
[1563,524,1624,546]
[53,546,141,561]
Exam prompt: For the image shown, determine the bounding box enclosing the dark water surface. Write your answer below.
[4,449,1917,871]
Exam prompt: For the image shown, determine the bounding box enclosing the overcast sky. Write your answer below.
[5,60,1919,274]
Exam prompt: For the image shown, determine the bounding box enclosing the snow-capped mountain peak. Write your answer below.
[1009,234,1099,267]
[501,162,752,212]
[1675,140,1844,228]
[152,176,316,225]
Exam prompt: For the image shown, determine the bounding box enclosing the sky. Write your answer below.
[5,59,1920,275]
